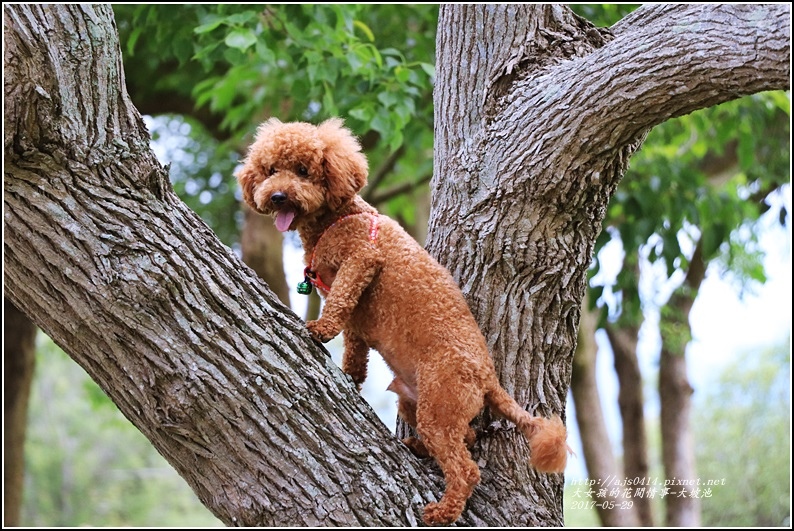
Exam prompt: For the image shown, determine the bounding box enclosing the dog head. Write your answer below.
[236,118,368,232]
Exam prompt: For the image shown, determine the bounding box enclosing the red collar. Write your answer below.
[298,213,380,295]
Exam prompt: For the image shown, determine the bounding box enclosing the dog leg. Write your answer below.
[415,376,484,525]
[419,421,481,525]
[395,393,475,458]
[306,252,381,342]
[342,332,369,390]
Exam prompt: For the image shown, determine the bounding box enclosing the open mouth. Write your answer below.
[274,208,296,232]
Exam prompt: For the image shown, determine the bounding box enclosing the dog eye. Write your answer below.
[297,165,309,178]
[268,166,276,176]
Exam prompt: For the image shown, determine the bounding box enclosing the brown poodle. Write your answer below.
[237,118,569,525]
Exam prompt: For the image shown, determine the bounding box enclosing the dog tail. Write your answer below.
[485,383,569,473]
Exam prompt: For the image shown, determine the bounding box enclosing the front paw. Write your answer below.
[306,319,340,343]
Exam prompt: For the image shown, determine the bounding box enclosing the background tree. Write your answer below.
[3,300,37,526]
[576,91,790,526]
[6,4,786,528]
[20,339,220,526]
[560,4,791,527]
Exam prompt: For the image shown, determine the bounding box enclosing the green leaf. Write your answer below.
[346,49,363,71]
[370,112,391,138]
[255,40,276,64]
[394,66,410,83]
[419,62,435,78]
[662,231,681,275]
[194,17,225,34]
[377,91,399,109]
[225,28,257,51]
[126,26,142,56]
[353,20,375,42]
[172,37,193,65]
[225,11,257,26]
[701,223,727,260]
[349,105,374,122]
[380,47,404,59]
[389,130,404,152]
[322,87,338,117]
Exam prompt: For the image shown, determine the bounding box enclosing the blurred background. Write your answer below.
[7,4,790,527]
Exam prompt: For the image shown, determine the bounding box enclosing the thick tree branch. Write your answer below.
[498,3,790,174]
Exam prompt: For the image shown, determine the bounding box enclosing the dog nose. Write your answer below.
[271,192,287,205]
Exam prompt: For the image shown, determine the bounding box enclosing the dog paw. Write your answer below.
[306,319,340,343]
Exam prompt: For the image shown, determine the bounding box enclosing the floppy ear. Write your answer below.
[235,162,258,209]
[317,118,368,210]
[235,118,284,208]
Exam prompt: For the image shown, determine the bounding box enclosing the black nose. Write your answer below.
[271,192,287,205]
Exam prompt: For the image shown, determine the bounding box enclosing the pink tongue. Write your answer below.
[275,210,296,232]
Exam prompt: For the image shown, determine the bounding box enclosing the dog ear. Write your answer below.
[235,162,259,209]
[235,118,284,208]
[317,118,368,210]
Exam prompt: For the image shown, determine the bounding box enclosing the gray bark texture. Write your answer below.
[659,242,707,527]
[606,322,654,526]
[4,2,790,527]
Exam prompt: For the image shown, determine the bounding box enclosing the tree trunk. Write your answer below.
[571,299,639,526]
[4,3,788,526]
[659,242,706,526]
[3,299,38,526]
[605,323,654,526]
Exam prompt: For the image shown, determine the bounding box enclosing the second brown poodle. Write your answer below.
[237,118,569,525]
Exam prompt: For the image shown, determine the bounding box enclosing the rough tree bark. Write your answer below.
[4,3,789,527]
[3,299,38,526]
[605,321,654,526]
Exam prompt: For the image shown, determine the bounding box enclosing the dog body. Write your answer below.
[238,118,568,525]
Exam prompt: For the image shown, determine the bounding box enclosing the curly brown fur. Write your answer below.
[237,117,570,525]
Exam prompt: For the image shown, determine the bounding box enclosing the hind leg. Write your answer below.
[399,400,476,458]
[398,396,431,457]
[416,377,484,525]
[390,375,477,459]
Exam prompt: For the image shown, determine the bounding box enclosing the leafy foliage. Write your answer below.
[569,4,640,26]
[146,115,241,246]
[590,92,791,323]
